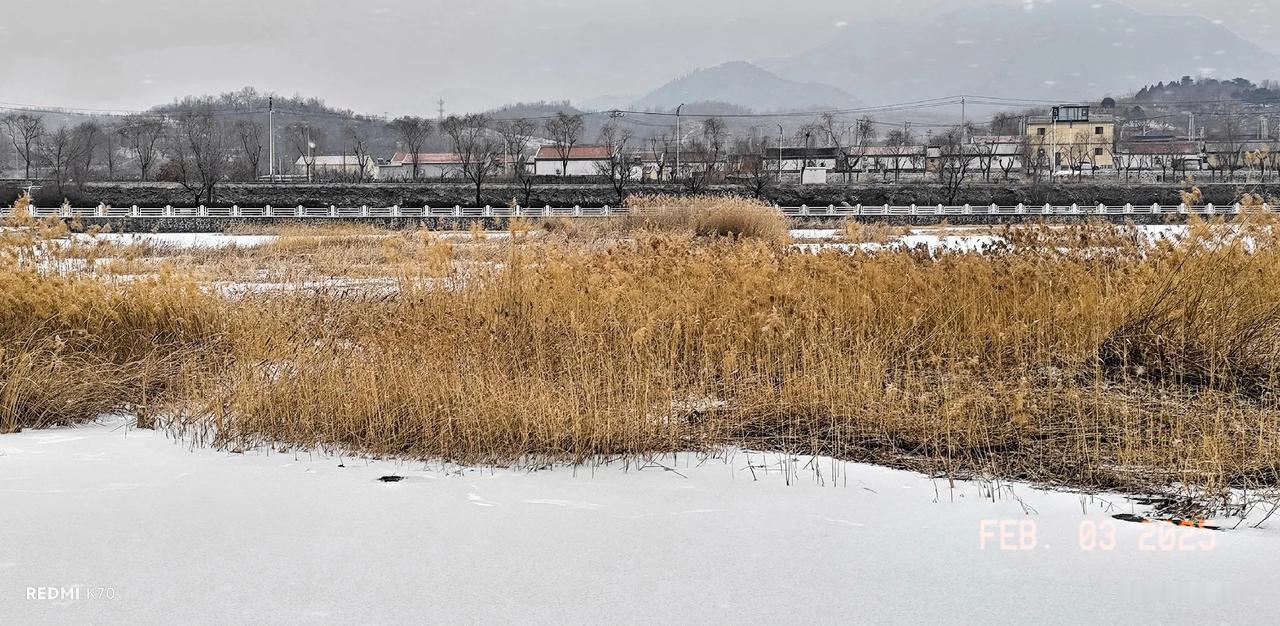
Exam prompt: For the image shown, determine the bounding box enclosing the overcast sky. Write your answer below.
[2,0,1275,116]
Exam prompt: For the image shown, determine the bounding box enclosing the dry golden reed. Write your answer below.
[5,195,1280,496]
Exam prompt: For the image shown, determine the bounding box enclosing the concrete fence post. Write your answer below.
[131,205,139,217]
[97,203,106,217]
[165,205,173,217]
[232,205,240,217]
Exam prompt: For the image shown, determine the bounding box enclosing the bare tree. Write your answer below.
[989,112,1023,136]
[343,124,374,183]
[99,121,120,180]
[740,135,775,199]
[233,119,265,181]
[1220,108,1247,182]
[1022,133,1050,184]
[495,118,539,206]
[544,112,585,176]
[817,113,876,182]
[166,104,233,204]
[884,128,915,183]
[387,116,432,180]
[646,130,674,183]
[285,123,324,182]
[119,115,166,181]
[935,127,971,204]
[816,113,847,182]
[494,118,536,181]
[2,113,45,179]
[693,116,729,189]
[973,137,999,182]
[39,126,90,196]
[71,121,104,183]
[596,121,636,203]
[1108,144,1136,183]
[441,114,502,206]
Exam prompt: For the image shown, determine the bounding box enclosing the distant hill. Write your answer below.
[762,0,1279,105]
[628,61,863,113]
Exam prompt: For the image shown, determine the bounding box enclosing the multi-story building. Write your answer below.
[1025,105,1117,171]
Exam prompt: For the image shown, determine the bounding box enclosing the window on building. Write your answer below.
[1095,147,1104,156]
[1037,128,1046,136]
[1095,126,1104,135]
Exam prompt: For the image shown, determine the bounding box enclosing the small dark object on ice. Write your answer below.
[1112,513,1221,530]
[377,475,404,483]
[1113,513,1147,524]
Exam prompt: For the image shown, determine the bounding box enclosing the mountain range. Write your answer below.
[592,0,1279,114]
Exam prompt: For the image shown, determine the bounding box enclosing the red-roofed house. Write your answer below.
[532,145,612,176]
[1115,141,1203,178]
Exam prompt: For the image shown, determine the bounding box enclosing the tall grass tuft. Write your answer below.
[5,195,1280,496]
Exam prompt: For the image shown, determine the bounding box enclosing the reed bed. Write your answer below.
[5,194,1280,497]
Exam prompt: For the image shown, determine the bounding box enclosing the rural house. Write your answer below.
[532,145,613,176]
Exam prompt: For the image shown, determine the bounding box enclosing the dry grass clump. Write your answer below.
[8,197,1280,497]
[0,269,226,433]
[227,223,388,237]
[1,198,227,432]
[158,220,1280,494]
[842,220,911,244]
[618,195,790,245]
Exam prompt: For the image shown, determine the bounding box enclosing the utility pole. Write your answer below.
[307,131,315,183]
[1051,108,1058,176]
[960,97,967,139]
[777,123,784,179]
[1188,112,1195,141]
[675,103,684,182]
[437,98,445,123]
[268,96,275,183]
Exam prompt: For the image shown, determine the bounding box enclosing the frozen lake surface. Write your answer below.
[2,417,1275,623]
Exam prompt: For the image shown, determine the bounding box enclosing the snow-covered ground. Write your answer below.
[73,233,279,249]
[2,417,1274,623]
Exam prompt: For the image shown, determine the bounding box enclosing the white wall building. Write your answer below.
[532,145,612,176]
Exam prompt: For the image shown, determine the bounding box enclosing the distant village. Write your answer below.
[6,82,1280,201]
[301,103,1277,186]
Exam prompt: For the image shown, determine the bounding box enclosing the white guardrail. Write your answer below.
[0,203,1274,219]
